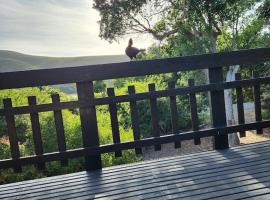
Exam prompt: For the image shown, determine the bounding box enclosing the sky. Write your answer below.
[0,0,154,57]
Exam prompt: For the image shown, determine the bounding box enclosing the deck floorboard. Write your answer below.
[1,141,270,200]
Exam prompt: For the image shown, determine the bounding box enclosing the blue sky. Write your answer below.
[0,0,153,56]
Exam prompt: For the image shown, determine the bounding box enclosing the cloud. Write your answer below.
[0,0,153,56]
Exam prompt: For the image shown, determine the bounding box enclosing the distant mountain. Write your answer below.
[0,50,129,94]
[0,50,129,72]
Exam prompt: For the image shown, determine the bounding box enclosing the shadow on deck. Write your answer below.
[1,141,270,199]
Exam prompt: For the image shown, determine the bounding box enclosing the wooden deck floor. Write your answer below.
[1,141,270,200]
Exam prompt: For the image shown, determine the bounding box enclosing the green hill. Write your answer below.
[0,50,128,72]
[0,50,129,94]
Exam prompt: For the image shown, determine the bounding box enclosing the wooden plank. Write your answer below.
[253,71,263,134]
[0,141,270,194]
[28,96,45,170]
[51,94,68,166]
[168,81,181,148]
[76,81,102,171]
[208,67,229,149]
[7,162,270,200]
[3,144,269,198]
[144,176,270,200]
[235,73,246,137]
[1,120,270,170]
[1,76,270,117]
[1,142,270,198]
[91,76,270,107]
[149,83,161,151]
[3,98,22,173]
[8,152,270,200]
[128,85,142,155]
[188,79,201,145]
[107,88,122,157]
[2,140,268,195]
[1,48,270,90]
[0,101,80,116]
[85,168,270,200]
[2,141,269,195]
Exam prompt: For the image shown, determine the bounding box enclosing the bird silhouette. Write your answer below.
[125,38,145,60]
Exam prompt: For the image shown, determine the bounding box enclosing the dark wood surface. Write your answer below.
[168,81,181,148]
[76,81,102,171]
[149,83,161,151]
[208,67,228,149]
[51,94,68,166]
[188,79,201,145]
[1,76,270,117]
[1,120,270,170]
[107,88,122,157]
[235,73,246,137]
[128,85,142,154]
[1,141,270,200]
[252,71,263,134]
[28,96,45,170]
[3,98,21,172]
[1,47,270,89]
[1,48,270,173]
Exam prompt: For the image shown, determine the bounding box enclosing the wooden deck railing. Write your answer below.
[1,47,270,172]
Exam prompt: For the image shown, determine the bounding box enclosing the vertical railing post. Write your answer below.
[128,85,142,154]
[3,98,22,172]
[208,67,229,149]
[107,87,122,157]
[28,96,45,170]
[149,83,161,151]
[51,94,68,166]
[76,81,102,171]
[168,81,181,148]
[252,71,263,134]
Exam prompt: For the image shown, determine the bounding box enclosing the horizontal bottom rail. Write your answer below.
[1,120,270,169]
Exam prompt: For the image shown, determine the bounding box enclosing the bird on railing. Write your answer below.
[125,38,145,60]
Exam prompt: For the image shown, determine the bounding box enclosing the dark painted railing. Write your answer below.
[1,47,270,172]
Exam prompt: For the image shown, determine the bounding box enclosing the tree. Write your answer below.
[94,0,270,146]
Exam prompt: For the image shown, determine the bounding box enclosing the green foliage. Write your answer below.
[0,86,142,184]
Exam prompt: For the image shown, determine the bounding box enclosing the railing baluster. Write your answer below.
[235,73,246,137]
[76,81,102,171]
[168,81,181,148]
[3,98,22,172]
[107,88,122,157]
[51,94,68,166]
[188,79,201,145]
[252,71,263,134]
[28,96,45,170]
[149,83,161,151]
[128,86,142,155]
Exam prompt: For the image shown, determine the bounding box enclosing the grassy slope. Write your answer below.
[0,50,128,72]
[0,50,129,94]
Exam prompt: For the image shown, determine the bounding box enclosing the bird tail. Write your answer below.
[139,49,146,52]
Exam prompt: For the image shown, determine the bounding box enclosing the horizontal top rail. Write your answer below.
[0,47,270,89]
